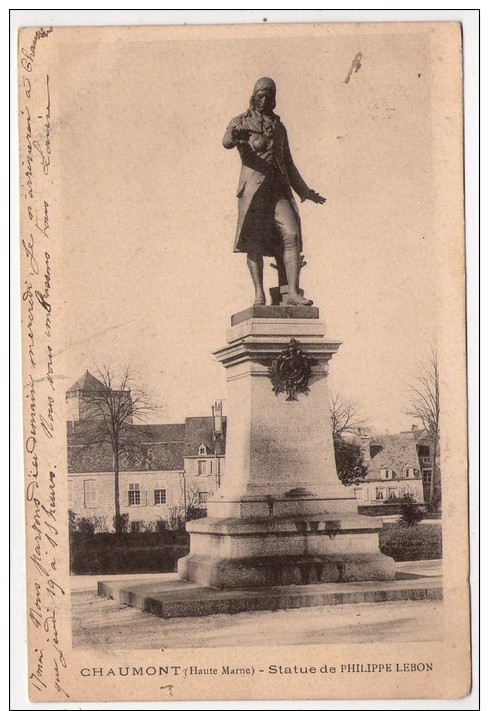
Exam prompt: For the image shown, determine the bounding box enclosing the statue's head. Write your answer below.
[250,77,276,115]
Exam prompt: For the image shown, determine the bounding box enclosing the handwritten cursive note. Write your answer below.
[33,75,51,176]
[19,27,70,701]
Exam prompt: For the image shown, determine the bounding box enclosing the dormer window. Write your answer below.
[381,467,393,480]
[370,444,383,458]
[198,443,208,456]
[404,466,416,478]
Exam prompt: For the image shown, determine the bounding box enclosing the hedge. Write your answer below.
[70,522,442,574]
[379,522,442,561]
[69,531,190,575]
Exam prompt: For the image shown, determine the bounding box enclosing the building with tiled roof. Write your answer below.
[350,427,439,505]
[66,372,439,529]
[66,373,226,531]
[68,421,186,473]
[403,425,441,502]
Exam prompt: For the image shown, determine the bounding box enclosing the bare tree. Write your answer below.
[183,480,208,522]
[75,365,154,534]
[406,349,440,506]
[330,390,367,439]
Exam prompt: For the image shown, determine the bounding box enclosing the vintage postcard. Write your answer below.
[17,20,471,703]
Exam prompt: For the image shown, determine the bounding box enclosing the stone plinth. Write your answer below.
[179,514,394,588]
[98,570,443,619]
[231,305,320,325]
[178,307,395,588]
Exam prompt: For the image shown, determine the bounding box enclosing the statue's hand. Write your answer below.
[304,189,326,205]
[231,127,252,144]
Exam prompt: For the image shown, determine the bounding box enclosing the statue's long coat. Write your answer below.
[223,111,311,257]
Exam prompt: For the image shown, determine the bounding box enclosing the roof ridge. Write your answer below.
[66,370,106,393]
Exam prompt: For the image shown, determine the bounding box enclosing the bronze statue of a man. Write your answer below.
[223,77,325,307]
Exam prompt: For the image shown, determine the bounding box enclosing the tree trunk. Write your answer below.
[429,436,437,507]
[114,449,121,534]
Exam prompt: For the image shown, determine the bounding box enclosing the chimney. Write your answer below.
[212,401,223,437]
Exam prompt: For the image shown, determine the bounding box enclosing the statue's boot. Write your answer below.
[283,244,313,306]
[247,255,266,305]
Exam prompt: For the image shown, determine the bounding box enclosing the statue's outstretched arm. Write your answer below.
[283,129,326,204]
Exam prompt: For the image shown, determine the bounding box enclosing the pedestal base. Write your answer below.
[98,566,442,620]
[182,307,395,591]
[178,514,396,589]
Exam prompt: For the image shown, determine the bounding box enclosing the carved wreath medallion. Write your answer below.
[268,338,316,401]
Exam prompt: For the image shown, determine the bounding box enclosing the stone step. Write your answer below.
[98,573,442,619]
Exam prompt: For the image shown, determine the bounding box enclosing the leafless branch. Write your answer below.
[71,364,155,532]
[405,348,440,505]
[330,390,367,439]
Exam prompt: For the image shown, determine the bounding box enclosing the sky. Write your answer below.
[54,23,445,433]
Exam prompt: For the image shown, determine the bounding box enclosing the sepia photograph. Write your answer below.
[15,12,474,705]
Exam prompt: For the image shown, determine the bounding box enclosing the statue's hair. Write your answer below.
[249,77,276,112]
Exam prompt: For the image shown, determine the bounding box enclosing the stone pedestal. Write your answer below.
[178,306,395,588]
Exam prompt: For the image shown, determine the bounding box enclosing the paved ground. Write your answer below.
[71,561,443,651]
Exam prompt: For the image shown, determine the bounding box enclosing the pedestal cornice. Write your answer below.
[214,315,342,368]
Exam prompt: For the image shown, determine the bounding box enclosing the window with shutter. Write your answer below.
[128,490,140,505]
[197,491,209,504]
[154,489,167,505]
[198,460,207,476]
[128,483,141,506]
[84,480,97,508]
